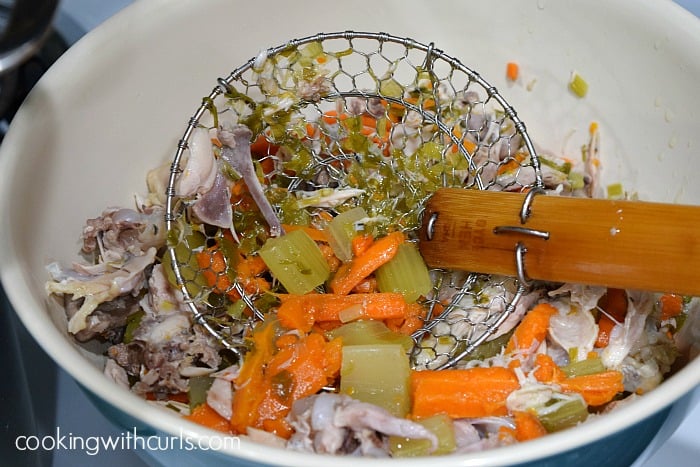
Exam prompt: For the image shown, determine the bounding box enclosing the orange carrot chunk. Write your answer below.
[230,320,342,438]
[595,314,616,348]
[506,62,520,81]
[230,320,277,435]
[329,231,405,295]
[277,292,410,332]
[506,303,558,354]
[513,410,548,442]
[659,293,684,321]
[532,353,566,384]
[411,367,520,418]
[185,403,232,434]
[558,370,624,406]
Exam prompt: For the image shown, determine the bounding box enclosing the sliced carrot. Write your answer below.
[249,133,280,157]
[512,410,548,442]
[267,333,342,400]
[595,288,628,348]
[506,62,520,82]
[231,320,341,438]
[230,320,277,434]
[659,293,684,321]
[237,253,268,278]
[448,126,478,155]
[497,152,527,175]
[196,246,234,295]
[506,303,558,355]
[196,244,271,300]
[410,367,520,418]
[595,314,616,348]
[318,243,341,273]
[322,110,342,125]
[351,234,374,257]
[598,288,628,322]
[185,403,232,434]
[281,224,330,243]
[275,333,299,349]
[558,370,624,406]
[351,277,378,294]
[385,302,427,335]
[532,353,566,384]
[275,296,315,333]
[276,292,410,332]
[329,231,405,295]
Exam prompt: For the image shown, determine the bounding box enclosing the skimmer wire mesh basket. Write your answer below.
[165,31,543,369]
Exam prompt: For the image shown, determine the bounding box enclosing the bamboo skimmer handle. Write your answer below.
[418,188,700,296]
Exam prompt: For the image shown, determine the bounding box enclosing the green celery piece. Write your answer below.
[389,413,456,457]
[123,310,145,344]
[460,331,513,362]
[568,171,585,190]
[258,229,330,295]
[561,356,606,378]
[569,72,589,98]
[538,398,588,432]
[376,243,432,303]
[163,228,208,297]
[340,344,411,417]
[187,376,214,411]
[327,320,413,353]
[379,78,404,98]
[226,299,247,319]
[607,182,624,199]
[300,41,323,59]
[326,206,368,262]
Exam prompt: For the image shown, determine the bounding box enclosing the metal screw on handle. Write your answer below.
[493,188,549,287]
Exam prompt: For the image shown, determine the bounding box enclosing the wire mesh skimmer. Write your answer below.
[165,31,543,370]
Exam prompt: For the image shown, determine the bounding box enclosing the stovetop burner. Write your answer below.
[0,28,68,140]
[0,0,67,140]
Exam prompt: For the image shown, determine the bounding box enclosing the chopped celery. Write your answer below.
[326,206,368,262]
[340,344,411,417]
[226,299,247,319]
[540,156,572,175]
[461,330,513,362]
[607,182,624,199]
[569,72,589,98]
[561,356,606,377]
[568,171,585,190]
[379,77,404,98]
[376,243,432,303]
[299,41,324,59]
[537,398,588,432]
[187,375,214,411]
[389,413,456,457]
[123,310,145,344]
[258,229,330,295]
[327,320,413,353]
[163,227,208,297]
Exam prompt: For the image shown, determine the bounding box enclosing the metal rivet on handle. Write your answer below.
[426,212,438,241]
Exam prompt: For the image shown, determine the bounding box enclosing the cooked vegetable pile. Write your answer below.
[45,39,700,457]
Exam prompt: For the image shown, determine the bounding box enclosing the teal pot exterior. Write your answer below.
[79,381,697,467]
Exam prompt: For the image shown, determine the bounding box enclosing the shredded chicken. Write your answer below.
[218,123,282,237]
[191,162,233,228]
[177,126,218,197]
[46,248,157,334]
[287,393,437,456]
[82,206,165,261]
